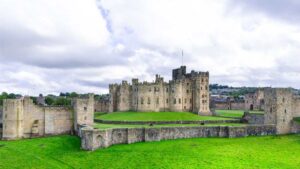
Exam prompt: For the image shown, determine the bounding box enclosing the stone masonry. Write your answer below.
[264,88,300,134]
[1,94,94,140]
[80,125,276,151]
[109,66,211,115]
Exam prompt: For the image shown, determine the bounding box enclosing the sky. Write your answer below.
[1,0,300,95]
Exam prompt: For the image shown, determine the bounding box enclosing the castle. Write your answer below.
[0,94,94,140]
[109,66,211,115]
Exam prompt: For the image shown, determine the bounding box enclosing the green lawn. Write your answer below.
[216,109,264,118]
[94,123,244,129]
[95,111,231,121]
[0,135,300,169]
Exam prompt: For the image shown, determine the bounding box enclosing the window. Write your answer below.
[156,98,159,104]
[205,85,208,90]
[148,97,151,104]
[149,88,152,92]
[84,116,87,120]
[185,98,187,104]
[201,78,204,82]
[141,98,144,105]
[84,107,87,111]
[174,99,176,104]
[166,99,169,104]
[284,109,287,114]
[186,90,189,93]
[179,99,181,104]
[283,98,285,103]
[187,83,189,86]
[166,88,169,92]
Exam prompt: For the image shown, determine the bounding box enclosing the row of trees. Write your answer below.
[0,92,22,106]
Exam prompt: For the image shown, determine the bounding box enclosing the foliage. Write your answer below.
[52,97,71,106]
[45,96,55,105]
[209,84,230,90]
[0,135,300,168]
[0,92,21,106]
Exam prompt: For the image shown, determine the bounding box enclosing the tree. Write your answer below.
[45,97,55,105]
[70,92,78,98]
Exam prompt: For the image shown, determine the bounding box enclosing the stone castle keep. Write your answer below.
[109,66,211,115]
[0,94,94,140]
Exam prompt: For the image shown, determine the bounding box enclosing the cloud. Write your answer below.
[1,0,300,95]
[227,0,300,24]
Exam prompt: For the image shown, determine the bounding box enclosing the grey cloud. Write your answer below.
[228,0,300,24]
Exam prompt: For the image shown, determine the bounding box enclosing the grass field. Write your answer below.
[215,109,264,118]
[95,111,231,121]
[0,135,300,169]
[94,123,244,129]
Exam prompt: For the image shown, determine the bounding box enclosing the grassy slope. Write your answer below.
[0,135,300,169]
[94,123,244,129]
[96,111,230,121]
[216,109,264,118]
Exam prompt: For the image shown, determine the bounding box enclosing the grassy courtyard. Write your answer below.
[215,109,264,118]
[94,123,244,129]
[95,111,231,121]
[0,135,300,169]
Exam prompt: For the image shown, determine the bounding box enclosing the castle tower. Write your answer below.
[193,72,211,115]
[109,84,118,112]
[264,88,293,134]
[2,99,24,140]
[73,94,94,131]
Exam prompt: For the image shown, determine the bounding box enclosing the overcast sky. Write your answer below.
[1,0,300,95]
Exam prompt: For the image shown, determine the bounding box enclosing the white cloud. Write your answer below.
[1,0,300,95]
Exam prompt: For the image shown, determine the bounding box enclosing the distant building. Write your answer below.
[36,94,46,106]
[109,66,211,115]
[210,95,245,110]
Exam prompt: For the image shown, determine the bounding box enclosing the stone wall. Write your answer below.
[80,125,276,151]
[0,106,2,124]
[242,112,264,124]
[73,94,94,132]
[263,88,300,134]
[2,95,94,140]
[291,121,300,134]
[214,102,245,110]
[94,99,109,112]
[245,89,264,111]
